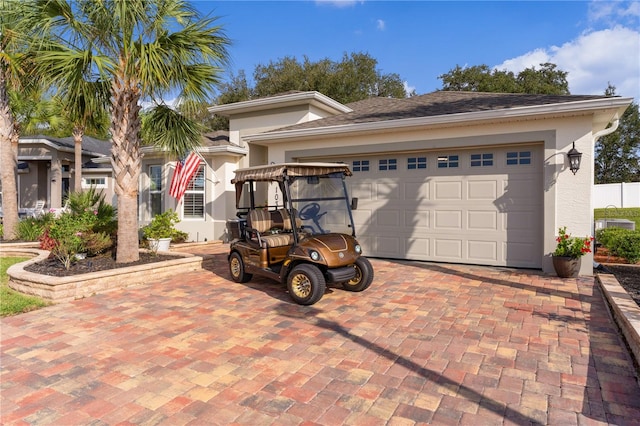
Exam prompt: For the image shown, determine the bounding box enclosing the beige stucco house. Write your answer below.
[208,91,632,276]
[8,91,631,276]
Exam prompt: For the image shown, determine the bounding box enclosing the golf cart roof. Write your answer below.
[231,162,352,184]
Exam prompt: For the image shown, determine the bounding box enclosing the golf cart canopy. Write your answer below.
[231,162,352,184]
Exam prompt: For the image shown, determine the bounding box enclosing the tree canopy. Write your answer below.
[438,63,569,95]
[595,85,639,183]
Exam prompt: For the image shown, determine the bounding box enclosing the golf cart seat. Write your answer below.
[246,209,301,248]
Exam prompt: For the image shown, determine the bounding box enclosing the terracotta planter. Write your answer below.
[552,256,581,278]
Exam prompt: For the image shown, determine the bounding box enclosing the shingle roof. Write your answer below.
[201,130,237,147]
[271,91,609,132]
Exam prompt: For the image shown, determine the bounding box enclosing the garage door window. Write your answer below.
[506,151,531,165]
[379,159,397,171]
[470,153,494,167]
[352,160,370,172]
[408,157,427,170]
[437,155,459,168]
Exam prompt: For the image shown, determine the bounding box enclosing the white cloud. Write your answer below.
[404,81,416,96]
[376,19,385,31]
[495,26,640,100]
[588,0,640,25]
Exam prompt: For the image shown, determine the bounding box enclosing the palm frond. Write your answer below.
[141,104,202,158]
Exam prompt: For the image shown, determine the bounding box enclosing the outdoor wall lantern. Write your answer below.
[567,142,582,174]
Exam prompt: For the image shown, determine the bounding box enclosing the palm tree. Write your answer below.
[30,0,230,262]
[0,0,35,240]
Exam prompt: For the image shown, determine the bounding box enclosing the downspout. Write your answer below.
[593,118,620,140]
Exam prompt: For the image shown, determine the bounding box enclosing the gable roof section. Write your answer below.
[208,90,352,117]
[245,91,631,142]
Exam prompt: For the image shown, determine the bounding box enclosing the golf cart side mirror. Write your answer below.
[351,197,358,210]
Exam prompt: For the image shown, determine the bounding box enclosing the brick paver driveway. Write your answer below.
[2,243,640,425]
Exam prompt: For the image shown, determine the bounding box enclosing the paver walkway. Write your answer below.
[2,243,640,425]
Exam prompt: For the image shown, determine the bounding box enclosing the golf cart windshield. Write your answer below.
[288,172,355,236]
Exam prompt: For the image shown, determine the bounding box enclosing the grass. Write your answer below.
[594,207,640,230]
[1,256,50,316]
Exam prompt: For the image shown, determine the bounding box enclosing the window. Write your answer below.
[183,164,205,219]
[149,165,163,217]
[437,155,459,168]
[352,160,370,172]
[379,159,397,171]
[470,153,494,167]
[408,157,427,170]
[506,151,532,165]
[81,176,107,188]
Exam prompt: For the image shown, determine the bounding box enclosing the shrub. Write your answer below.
[596,228,640,264]
[142,210,180,240]
[596,227,631,249]
[15,213,54,242]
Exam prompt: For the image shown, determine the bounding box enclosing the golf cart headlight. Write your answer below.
[309,250,321,261]
[355,244,362,254]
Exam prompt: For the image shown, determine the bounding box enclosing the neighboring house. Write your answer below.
[208,90,632,276]
[5,135,113,212]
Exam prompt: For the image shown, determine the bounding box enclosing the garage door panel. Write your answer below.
[502,241,537,267]
[351,183,373,201]
[468,240,498,262]
[405,181,430,200]
[407,210,430,229]
[468,210,498,230]
[375,182,400,200]
[434,210,462,229]
[435,181,462,200]
[375,236,401,256]
[468,180,498,199]
[406,238,430,257]
[377,209,401,226]
[435,239,462,259]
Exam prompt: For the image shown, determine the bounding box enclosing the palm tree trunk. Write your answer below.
[73,125,84,192]
[0,65,19,240]
[111,74,142,263]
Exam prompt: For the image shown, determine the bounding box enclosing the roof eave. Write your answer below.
[208,91,353,117]
[245,97,634,143]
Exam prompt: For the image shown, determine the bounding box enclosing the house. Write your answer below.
[9,91,632,276]
[207,91,632,276]
[5,135,113,213]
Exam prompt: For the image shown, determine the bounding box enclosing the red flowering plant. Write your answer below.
[553,226,594,258]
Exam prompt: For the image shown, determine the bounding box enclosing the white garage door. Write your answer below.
[308,145,543,268]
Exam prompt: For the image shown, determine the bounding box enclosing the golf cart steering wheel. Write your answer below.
[299,203,321,220]
[299,203,328,233]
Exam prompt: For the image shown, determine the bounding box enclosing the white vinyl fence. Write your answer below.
[593,182,640,208]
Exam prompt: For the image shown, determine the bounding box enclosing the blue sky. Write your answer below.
[192,0,640,102]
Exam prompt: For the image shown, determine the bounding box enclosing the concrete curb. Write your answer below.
[596,272,640,376]
[5,248,203,303]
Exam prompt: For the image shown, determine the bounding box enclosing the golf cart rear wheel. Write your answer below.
[229,252,252,283]
[287,264,326,305]
[343,257,374,292]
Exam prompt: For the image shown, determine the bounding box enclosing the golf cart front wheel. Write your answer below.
[343,257,374,292]
[229,252,252,283]
[287,264,326,305]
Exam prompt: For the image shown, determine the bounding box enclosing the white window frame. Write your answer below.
[149,165,163,217]
[182,163,205,220]
[81,176,107,189]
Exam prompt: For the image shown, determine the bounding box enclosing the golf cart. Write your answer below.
[227,163,373,305]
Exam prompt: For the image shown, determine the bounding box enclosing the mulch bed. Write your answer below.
[594,247,640,307]
[24,252,182,277]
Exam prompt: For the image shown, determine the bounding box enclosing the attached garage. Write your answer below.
[304,144,543,268]
[210,90,632,275]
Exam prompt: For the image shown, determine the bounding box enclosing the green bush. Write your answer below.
[142,209,180,240]
[15,213,54,241]
[596,228,640,264]
[596,227,631,248]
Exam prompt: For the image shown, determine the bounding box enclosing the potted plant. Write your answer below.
[552,226,593,278]
[142,210,180,252]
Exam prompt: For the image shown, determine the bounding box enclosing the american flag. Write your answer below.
[169,152,201,202]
